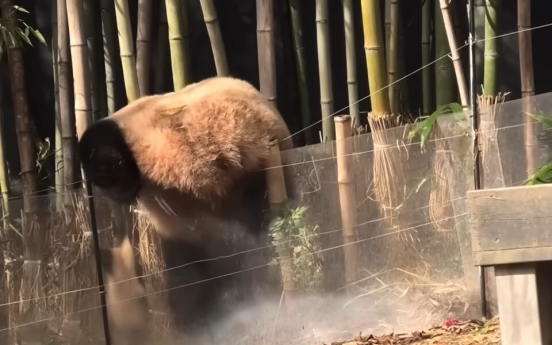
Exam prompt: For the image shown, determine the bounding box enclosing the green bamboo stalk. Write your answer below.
[100,0,118,114]
[52,0,64,211]
[83,0,101,121]
[115,0,140,102]
[421,0,433,115]
[388,0,399,114]
[483,0,500,96]
[315,0,334,142]
[166,0,190,90]
[361,0,390,117]
[342,0,360,128]
[434,0,456,108]
[289,0,313,144]
[181,0,191,84]
[137,0,153,96]
[256,0,278,109]
[199,0,229,76]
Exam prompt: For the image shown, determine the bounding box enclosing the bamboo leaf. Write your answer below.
[30,28,45,45]
[526,112,552,130]
[408,102,463,148]
[12,5,29,13]
[16,27,32,46]
[525,161,552,185]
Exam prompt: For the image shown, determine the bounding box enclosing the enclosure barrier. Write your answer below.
[2,91,552,344]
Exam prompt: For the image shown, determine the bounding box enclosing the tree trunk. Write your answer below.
[1,1,43,342]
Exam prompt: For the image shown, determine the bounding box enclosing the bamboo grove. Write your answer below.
[0,0,546,343]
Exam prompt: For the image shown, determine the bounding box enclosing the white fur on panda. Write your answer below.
[102,237,149,337]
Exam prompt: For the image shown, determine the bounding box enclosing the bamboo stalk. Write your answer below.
[388,0,399,113]
[342,0,360,128]
[166,0,190,90]
[518,0,537,175]
[83,0,101,121]
[361,0,390,117]
[58,0,80,193]
[200,0,229,76]
[115,0,140,102]
[289,0,313,144]
[434,0,455,108]
[334,115,358,289]
[384,0,391,67]
[100,0,118,115]
[483,0,500,97]
[256,0,278,109]
[438,0,468,107]
[154,1,169,94]
[52,1,64,212]
[66,0,93,138]
[422,0,433,115]
[315,0,334,142]
[0,108,8,223]
[137,0,153,96]
[265,144,295,301]
[397,8,409,112]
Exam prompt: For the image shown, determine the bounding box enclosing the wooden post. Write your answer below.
[334,115,358,288]
[468,184,552,345]
[265,144,295,300]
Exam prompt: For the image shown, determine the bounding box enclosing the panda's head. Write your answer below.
[79,118,141,204]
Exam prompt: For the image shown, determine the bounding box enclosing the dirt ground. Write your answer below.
[329,318,500,345]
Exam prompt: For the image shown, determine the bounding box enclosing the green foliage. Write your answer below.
[408,102,466,149]
[524,112,552,185]
[268,206,324,292]
[0,5,46,59]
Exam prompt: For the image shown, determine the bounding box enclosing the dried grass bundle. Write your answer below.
[59,193,112,343]
[428,125,455,233]
[477,92,509,189]
[134,207,176,343]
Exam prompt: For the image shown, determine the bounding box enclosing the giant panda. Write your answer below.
[78,76,293,243]
[79,76,292,341]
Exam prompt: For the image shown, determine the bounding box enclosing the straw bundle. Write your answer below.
[477,92,508,189]
[134,207,176,343]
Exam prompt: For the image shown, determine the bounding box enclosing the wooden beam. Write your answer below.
[468,184,552,266]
